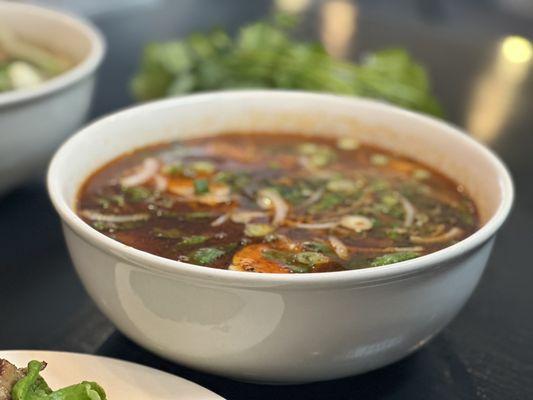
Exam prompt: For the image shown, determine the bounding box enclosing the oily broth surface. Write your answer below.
[77,133,478,273]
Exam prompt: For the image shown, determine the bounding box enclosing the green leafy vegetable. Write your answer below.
[11,360,107,400]
[370,251,418,267]
[190,247,225,265]
[12,361,51,399]
[131,14,443,116]
[47,382,106,400]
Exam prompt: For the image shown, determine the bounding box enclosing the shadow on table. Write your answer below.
[97,331,476,400]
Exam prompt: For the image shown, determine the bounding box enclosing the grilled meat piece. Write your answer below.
[0,359,25,400]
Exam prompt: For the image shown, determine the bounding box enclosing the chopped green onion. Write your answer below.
[184,211,217,220]
[371,252,418,267]
[293,251,329,266]
[193,178,210,195]
[180,235,208,245]
[123,186,152,202]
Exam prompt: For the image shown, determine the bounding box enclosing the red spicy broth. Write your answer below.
[77,133,479,273]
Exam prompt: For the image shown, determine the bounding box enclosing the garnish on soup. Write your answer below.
[0,358,107,400]
[77,133,478,273]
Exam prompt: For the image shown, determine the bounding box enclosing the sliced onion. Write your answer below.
[257,188,289,226]
[211,213,230,227]
[410,227,463,244]
[80,210,149,222]
[168,181,194,197]
[293,221,338,230]
[351,246,424,253]
[340,215,373,232]
[399,195,415,227]
[197,194,232,205]
[120,158,160,187]
[169,182,231,205]
[231,210,268,224]
[197,186,232,205]
[228,264,244,271]
[388,246,424,252]
[329,235,349,259]
[153,174,168,192]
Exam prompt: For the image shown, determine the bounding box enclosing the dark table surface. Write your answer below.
[1,0,532,399]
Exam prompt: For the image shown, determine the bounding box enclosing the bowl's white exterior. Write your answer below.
[0,77,95,192]
[48,91,513,384]
[64,226,493,383]
[0,3,105,194]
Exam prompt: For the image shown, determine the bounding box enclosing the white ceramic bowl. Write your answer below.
[0,2,105,194]
[48,91,513,384]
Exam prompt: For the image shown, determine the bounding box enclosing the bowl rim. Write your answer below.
[47,90,514,287]
[0,2,106,107]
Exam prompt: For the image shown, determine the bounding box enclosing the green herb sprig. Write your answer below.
[131,14,443,116]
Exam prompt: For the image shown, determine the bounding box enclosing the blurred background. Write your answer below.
[14,0,533,172]
[2,1,532,399]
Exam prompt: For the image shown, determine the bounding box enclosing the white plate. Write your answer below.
[0,350,224,400]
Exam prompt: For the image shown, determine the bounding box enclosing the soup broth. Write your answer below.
[77,133,478,273]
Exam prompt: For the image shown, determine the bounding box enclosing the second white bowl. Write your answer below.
[0,2,105,194]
